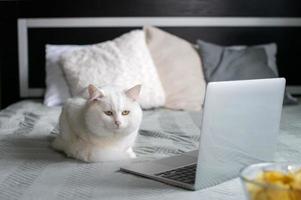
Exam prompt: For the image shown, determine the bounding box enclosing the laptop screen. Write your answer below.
[194,78,285,189]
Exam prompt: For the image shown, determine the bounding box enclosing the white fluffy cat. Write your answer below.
[51,84,142,162]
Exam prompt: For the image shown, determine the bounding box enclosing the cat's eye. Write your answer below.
[104,111,113,116]
[122,110,130,115]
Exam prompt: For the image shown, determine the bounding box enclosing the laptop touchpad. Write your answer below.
[154,152,197,168]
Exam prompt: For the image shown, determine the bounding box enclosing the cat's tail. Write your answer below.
[51,136,66,152]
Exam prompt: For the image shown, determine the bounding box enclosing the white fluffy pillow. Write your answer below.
[61,30,166,109]
[44,45,83,106]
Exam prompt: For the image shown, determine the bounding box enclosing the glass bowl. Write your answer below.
[240,162,301,200]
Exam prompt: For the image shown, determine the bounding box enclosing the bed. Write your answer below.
[1,1,301,199]
[0,100,301,199]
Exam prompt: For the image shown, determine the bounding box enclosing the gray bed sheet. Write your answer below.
[0,100,300,200]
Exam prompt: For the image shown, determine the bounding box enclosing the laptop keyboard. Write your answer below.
[155,164,196,184]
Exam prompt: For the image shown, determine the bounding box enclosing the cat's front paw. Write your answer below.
[66,144,94,162]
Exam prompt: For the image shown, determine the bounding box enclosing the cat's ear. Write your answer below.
[125,84,141,101]
[88,84,104,101]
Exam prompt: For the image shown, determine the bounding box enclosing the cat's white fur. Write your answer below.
[51,84,142,162]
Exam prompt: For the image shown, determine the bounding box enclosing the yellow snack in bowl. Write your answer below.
[292,169,301,190]
[246,169,301,200]
[263,171,294,188]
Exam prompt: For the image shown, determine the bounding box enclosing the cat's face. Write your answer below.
[84,84,142,137]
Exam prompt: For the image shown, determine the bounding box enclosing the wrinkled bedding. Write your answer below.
[0,100,300,200]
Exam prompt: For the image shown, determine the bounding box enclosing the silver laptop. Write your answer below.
[120,78,285,190]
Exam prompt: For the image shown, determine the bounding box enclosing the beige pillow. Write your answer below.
[144,26,206,111]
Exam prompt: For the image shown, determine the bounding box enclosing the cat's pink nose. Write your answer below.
[115,121,121,126]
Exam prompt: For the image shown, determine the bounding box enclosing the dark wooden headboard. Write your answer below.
[1,0,301,108]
